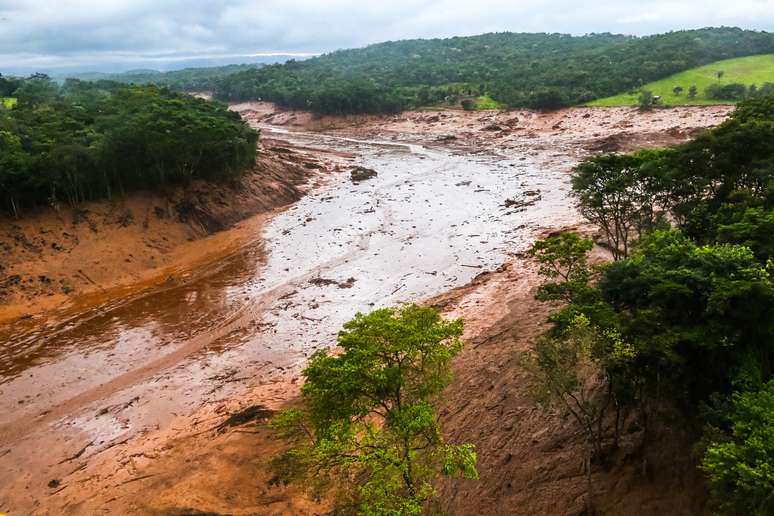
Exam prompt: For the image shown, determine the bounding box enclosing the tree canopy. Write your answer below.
[271,304,478,515]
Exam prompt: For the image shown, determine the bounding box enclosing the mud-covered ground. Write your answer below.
[0,145,344,324]
[0,104,731,515]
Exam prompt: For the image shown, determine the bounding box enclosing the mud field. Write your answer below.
[0,104,731,514]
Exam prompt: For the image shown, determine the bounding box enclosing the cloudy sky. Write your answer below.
[2,0,774,73]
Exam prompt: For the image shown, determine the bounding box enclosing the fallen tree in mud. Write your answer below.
[350,166,378,182]
[270,304,478,514]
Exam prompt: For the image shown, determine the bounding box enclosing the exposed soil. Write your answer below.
[234,102,732,154]
[0,103,731,515]
[0,143,344,324]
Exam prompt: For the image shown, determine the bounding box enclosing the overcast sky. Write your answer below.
[2,0,774,73]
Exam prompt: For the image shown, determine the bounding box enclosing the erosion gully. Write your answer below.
[0,123,579,513]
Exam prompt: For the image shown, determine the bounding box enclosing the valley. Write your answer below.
[0,104,730,515]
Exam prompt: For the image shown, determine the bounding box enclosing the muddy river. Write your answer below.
[0,125,579,513]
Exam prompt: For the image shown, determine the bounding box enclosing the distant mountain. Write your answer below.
[202,27,774,113]
[59,64,263,92]
[2,54,311,77]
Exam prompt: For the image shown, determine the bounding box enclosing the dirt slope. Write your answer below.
[430,246,707,515]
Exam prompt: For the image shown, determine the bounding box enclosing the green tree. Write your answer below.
[717,70,725,80]
[572,152,664,260]
[702,380,774,516]
[528,232,594,303]
[688,85,698,99]
[672,85,683,96]
[522,314,634,513]
[599,230,774,403]
[14,73,59,106]
[271,305,478,515]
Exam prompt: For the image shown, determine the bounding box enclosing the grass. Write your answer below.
[2,97,17,108]
[587,54,774,106]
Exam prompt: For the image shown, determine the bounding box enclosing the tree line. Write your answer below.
[0,74,258,217]
[526,94,774,514]
[205,27,774,114]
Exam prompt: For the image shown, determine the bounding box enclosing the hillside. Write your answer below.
[206,27,774,114]
[589,53,774,106]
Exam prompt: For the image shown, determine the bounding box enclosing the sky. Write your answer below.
[2,0,774,74]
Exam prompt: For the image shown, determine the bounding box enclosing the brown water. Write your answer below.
[0,126,579,513]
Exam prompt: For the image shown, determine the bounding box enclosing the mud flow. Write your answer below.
[0,125,579,513]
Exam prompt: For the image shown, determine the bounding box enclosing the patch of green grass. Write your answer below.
[587,54,774,106]
[473,95,503,110]
[2,97,17,108]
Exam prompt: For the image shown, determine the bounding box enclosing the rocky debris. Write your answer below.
[586,132,630,153]
[436,134,458,142]
[666,126,687,138]
[481,123,506,132]
[350,166,378,183]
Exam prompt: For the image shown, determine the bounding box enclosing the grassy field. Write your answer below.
[588,54,774,106]
[2,97,17,108]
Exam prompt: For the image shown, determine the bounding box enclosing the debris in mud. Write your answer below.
[481,123,505,132]
[309,276,357,288]
[217,405,274,432]
[587,132,630,153]
[455,181,472,187]
[503,195,542,210]
[350,166,378,182]
[436,134,457,142]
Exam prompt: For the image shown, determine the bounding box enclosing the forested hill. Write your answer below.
[209,27,774,114]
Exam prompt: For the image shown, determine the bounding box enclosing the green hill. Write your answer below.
[588,54,774,106]
[208,27,774,114]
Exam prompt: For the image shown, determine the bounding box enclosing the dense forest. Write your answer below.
[0,75,258,217]
[203,27,774,113]
[526,94,774,514]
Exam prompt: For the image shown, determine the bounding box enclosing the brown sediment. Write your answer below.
[233,101,733,154]
[0,103,729,515]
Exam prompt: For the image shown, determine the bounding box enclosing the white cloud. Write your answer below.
[0,0,773,73]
